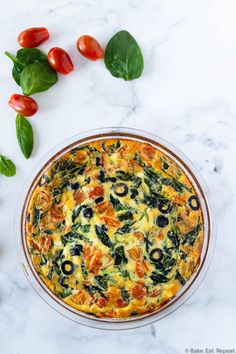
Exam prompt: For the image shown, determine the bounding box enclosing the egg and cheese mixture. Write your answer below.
[25,139,204,318]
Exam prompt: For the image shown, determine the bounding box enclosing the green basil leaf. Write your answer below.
[20,61,58,96]
[104,30,144,81]
[16,114,34,159]
[0,155,16,177]
[5,48,47,86]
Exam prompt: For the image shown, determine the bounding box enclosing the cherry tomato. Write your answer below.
[48,47,74,75]
[18,27,50,48]
[8,94,38,117]
[76,35,103,61]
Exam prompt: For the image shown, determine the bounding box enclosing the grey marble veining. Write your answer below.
[0,0,236,353]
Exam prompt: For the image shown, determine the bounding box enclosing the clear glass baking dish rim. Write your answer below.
[14,126,216,330]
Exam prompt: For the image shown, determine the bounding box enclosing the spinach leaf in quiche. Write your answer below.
[121,286,130,302]
[150,272,169,285]
[117,211,133,221]
[115,220,136,235]
[154,254,176,276]
[111,245,128,266]
[181,222,201,246]
[79,224,90,233]
[110,194,126,211]
[84,285,106,299]
[175,270,186,286]
[32,205,40,226]
[94,274,110,291]
[167,230,180,248]
[61,231,83,245]
[95,225,112,248]
[72,205,85,223]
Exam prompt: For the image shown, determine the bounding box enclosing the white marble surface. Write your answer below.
[0,0,236,353]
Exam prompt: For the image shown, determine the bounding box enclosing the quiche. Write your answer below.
[25,138,204,318]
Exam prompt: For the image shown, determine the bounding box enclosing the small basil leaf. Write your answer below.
[104,30,144,81]
[0,155,16,177]
[20,61,58,96]
[5,49,47,86]
[16,114,34,159]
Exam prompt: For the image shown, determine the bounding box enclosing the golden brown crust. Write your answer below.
[25,139,204,318]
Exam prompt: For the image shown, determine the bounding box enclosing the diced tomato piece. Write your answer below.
[89,185,104,199]
[95,201,114,216]
[73,190,85,204]
[83,244,96,259]
[75,150,87,163]
[41,234,53,252]
[50,206,64,222]
[118,145,128,158]
[135,262,144,278]
[35,190,51,211]
[31,234,52,253]
[157,232,164,241]
[116,298,127,308]
[172,195,185,205]
[132,282,147,299]
[128,247,141,260]
[87,249,102,273]
[141,145,156,160]
[148,288,162,297]
[30,240,41,252]
[39,214,56,231]
[101,216,121,227]
[103,310,115,318]
[133,231,144,239]
[72,290,90,305]
[135,260,149,278]
[97,297,109,308]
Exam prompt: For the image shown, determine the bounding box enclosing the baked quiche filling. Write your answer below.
[25,138,204,318]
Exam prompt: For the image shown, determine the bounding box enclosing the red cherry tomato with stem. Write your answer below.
[76,35,103,61]
[48,47,74,75]
[17,27,50,48]
[9,94,38,117]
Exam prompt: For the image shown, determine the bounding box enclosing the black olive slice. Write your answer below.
[188,195,200,211]
[83,207,94,218]
[70,244,83,256]
[95,156,101,166]
[85,177,91,184]
[163,162,169,170]
[61,260,75,275]
[150,248,163,263]
[95,196,104,204]
[130,188,139,199]
[157,199,172,214]
[114,183,128,197]
[70,182,80,190]
[59,276,69,288]
[39,175,50,187]
[156,215,169,228]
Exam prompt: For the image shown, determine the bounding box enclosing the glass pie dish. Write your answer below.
[14,127,216,330]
